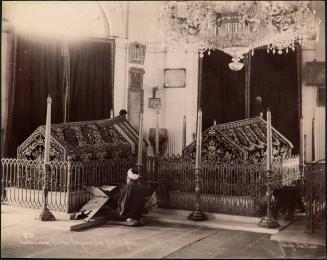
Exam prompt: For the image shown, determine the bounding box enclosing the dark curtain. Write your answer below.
[4,34,64,158]
[200,50,245,131]
[250,48,300,154]
[68,38,114,122]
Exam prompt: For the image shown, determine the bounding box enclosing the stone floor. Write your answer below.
[1,205,326,259]
[166,229,326,259]
[271,214,326,247]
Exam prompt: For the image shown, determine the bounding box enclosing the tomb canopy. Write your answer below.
[17,115,147,162]
[183,117,293,165]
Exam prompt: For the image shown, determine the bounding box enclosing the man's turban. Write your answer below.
[127,168,139,180]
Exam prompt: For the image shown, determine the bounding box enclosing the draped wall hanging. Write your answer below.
[4,32,115,157]
[199,46,301,154]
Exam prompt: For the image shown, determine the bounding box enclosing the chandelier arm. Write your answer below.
[159,1,320,71]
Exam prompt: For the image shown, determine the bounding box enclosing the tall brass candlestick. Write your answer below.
[136,113,144,176]
[155,109,159,156]
[44,96,51,164]
[182,116,186,151]
[304,134,307,163]
[258,109,279,228]
[312,117,315,162]
[38,95,55,221]
[195,111,201,168]
[299,116,305,181]
[197,110,202,167]
[299,116,304,167]
[266,109,272,171]
[188,109,207,221]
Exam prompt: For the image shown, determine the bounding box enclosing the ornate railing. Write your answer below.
[155,155,300,216]
[1,157,136,213]
[157,158,264,215]
[271,156,301,187]
[304,159,325,234]
[1,155,300,216]
[1,158,68,211]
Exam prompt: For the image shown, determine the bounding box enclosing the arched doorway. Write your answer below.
[3,1,110,37]
[2,1,115,157]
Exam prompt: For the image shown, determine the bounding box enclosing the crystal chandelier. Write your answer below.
[159,1,320,71]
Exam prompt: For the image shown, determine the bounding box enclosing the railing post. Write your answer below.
[66,156,72,213]
[154,157,159,192]
[305,163,314,233]
[1,159,6,202]
[310,167,314,233]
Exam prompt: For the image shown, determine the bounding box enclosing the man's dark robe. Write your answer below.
[118,181,145,220]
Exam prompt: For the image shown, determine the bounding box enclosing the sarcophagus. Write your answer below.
[17,115,147,161]
[183,117,293,164]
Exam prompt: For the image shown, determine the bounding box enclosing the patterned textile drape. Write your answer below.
[249,48,300,154]
[3,33,65,158]
[68,38,114,122]
[3,34,115,158]
[200,50,246,131]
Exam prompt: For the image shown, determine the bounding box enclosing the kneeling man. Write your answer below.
[117,168,146,224]
[105,168,147,226]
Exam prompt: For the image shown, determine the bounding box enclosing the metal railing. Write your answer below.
[1,155,300,216]
[1,157,135,213]
[304,159,325,233]
[1,158,69,211]
[155,155,300,216]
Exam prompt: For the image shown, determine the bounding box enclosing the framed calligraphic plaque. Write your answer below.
[129,42,146,65]
[129,67,145,90]
[164,68,186,88]
[305,61,325,86]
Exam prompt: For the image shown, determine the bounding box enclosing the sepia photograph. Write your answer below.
[1,1,325,258]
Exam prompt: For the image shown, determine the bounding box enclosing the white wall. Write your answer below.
[112,1,325,159]
[163,47,199,155]
[302,1,325,162]
[313,1,325,161]
[103,1,199,155]
[1,1,325,160]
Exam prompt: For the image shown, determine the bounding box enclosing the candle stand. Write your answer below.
[37,95,55,221]
[187,166,207,221]
[37,163,55,221]
[258,169,279,228]
[187,110,207,221]
[137,113,144,177]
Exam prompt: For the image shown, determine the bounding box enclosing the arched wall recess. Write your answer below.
[2,1,116,157]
